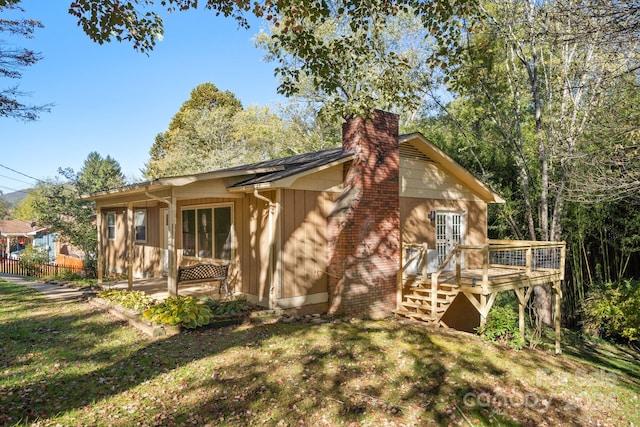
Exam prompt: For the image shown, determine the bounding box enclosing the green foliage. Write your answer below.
[67,151,127,195]
[476,295,524,349]
[15,246,50,265]
[204,296,251,316]
[29,152,126,269]
[98,289,156,313]
[144,84,325,179]
[143,296,213,329]
[582,279,640,343]
[68,0,474,119]
[0,2,50,121]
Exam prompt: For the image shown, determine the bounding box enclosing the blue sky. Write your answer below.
[1,1,282,194]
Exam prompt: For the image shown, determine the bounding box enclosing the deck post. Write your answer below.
[479,293,487,332]
[555,280,562,355]
[482,244,489,290]
[515,288,525,341]
[431,272,438,319]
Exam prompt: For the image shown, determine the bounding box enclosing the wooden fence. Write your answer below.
[0,258,91,279]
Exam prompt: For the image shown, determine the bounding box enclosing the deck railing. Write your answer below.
[399,240,566,317]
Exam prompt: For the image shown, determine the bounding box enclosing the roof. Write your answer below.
[0,220,45,236]
[400,133,504,204]
[84,132,503,204]
[228,147,350,189]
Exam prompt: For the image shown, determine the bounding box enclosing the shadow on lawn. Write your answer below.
[1,281,585,426]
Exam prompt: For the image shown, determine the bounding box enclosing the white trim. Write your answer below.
[180,202,235,261]
[243,293,271,308]
[243,292,329,309]
[134,209,147,243]
[106,212,116,241]
[276,292,329,309]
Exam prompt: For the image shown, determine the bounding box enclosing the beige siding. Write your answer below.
[102,208,127,277]
[279,189,335,299]
[400,158,483,201]
[288,164,344,192]
[237,193,271,301]
[400,198,488,249]
[100,206,165,278]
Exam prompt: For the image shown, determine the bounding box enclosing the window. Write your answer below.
[182,205,232,260]
[135,209,147,243]
[107,212,116,240]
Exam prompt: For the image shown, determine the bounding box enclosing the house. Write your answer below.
[0,220,47,257]
[85,110,532,323]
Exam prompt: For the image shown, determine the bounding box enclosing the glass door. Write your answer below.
[435,212,464,271]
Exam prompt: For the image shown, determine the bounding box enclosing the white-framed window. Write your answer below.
[134,209,147,243]
[107,212,116,240]
[182,204,233,260]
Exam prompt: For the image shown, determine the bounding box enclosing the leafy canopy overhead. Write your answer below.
[67,0,475,118]
[0,1,51,120]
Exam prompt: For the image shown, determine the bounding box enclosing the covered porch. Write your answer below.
[396,240,566,353]
[99,276,228,301]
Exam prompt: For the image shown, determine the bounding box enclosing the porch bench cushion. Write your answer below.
[177,262,229,295]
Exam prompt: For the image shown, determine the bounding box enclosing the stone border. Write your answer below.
[88,297,181,337]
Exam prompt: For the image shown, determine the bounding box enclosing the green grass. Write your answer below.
[1,278,638,426]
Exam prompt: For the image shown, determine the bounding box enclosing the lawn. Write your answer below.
[1,278,638,426]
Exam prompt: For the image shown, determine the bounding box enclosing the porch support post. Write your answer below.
[274,189,282,300]
[127,202,134,291]
[96,206,103,284]
[167,194,178,296]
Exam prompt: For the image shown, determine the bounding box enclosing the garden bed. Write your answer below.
[88,297,181,337]
[87,296,256,337]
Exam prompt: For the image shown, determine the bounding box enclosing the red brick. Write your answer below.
[327,110,400,319]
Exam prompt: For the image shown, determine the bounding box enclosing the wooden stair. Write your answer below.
[394,282,460,325]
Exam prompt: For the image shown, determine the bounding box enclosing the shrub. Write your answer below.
[204,296,251,316]
[476,304,524,349]
[582,279,640,343]
[98,289,156,312]
[143,296,213,329]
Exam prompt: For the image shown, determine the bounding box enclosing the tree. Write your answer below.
[0,195,9,219]
[60,151,127,194]
[65,0,473,118]
[144,83,327,179]
[440,0,639,242]
[0,1,51,120]
[29,152,127,270]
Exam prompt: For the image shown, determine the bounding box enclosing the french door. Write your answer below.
[435,212,464,271]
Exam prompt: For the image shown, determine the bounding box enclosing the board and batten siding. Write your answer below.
[100,206,164,278]
[279,189,336,302]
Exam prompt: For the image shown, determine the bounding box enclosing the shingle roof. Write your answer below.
[0,220,37,235]
[228,147,350,188]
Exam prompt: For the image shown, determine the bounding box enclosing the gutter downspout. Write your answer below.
[253,188,281,309]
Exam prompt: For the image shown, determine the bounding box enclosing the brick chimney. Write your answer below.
[327,110,400,319]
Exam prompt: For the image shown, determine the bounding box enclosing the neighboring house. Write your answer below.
[84,110,516,322]
[0,220,46,257]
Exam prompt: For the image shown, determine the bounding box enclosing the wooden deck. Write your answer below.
[395,240,566,353]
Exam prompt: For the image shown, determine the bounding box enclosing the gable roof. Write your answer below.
[0,220,44,236]
[400,133,505,204]
[84,132,503,204]
[228,147,352,191]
